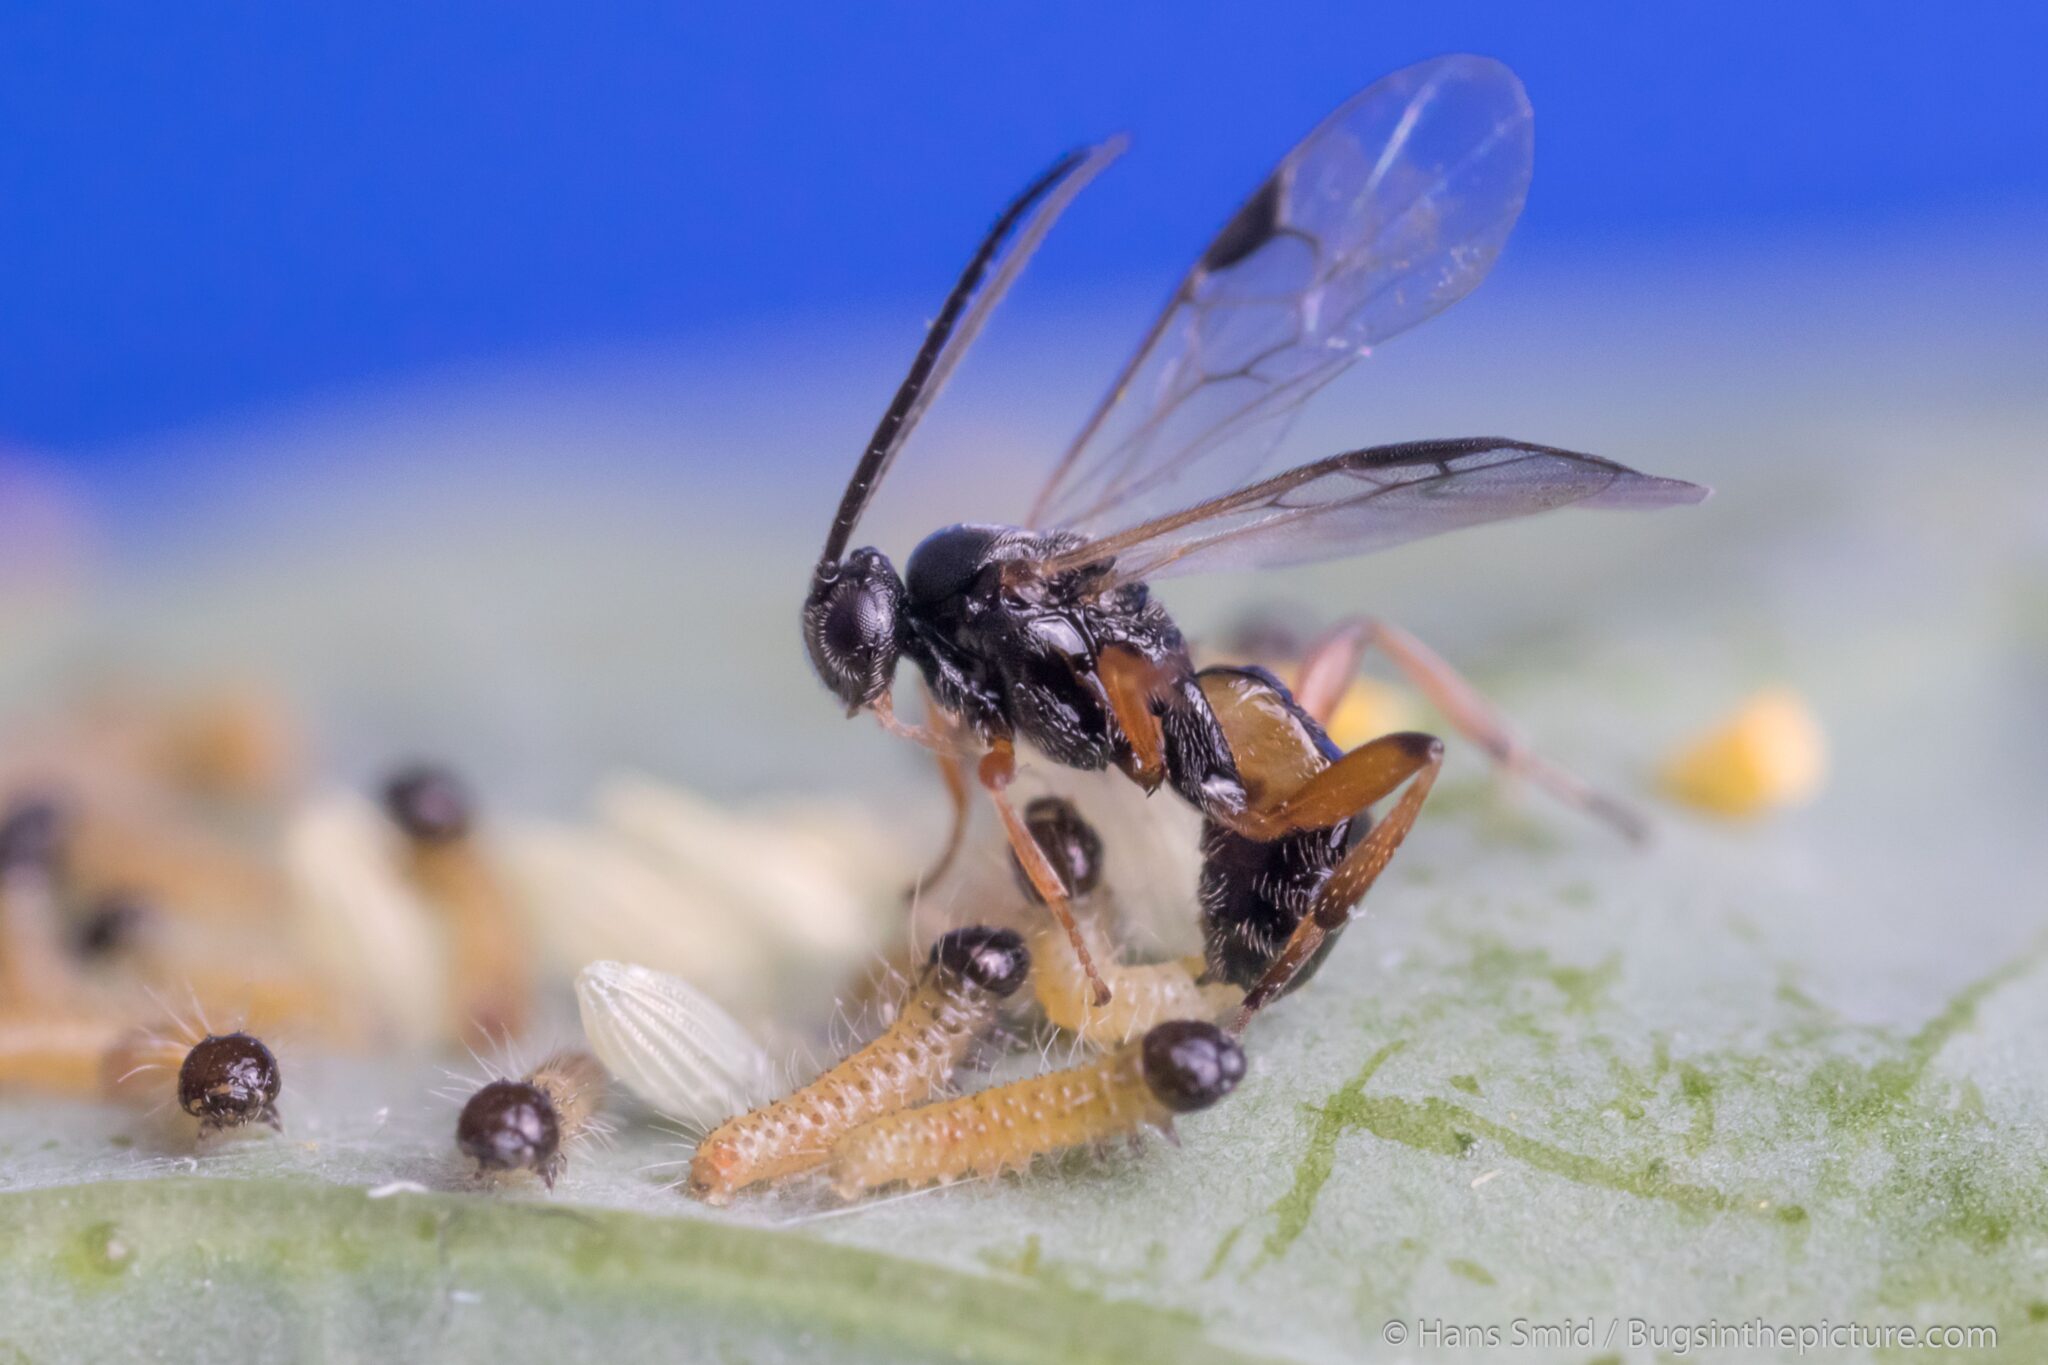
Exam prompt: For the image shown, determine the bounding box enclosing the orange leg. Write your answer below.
[1096,644,1169,791]
[872,686,981,899]
[906,682,974,897]
[1292,623,1366,724]
[1099,664,1441,1022]
[910,745,973,895]
[872,690,952,753]
[1227,733,1444,1031]
[978,740,1110,1006]
[875,688,1109,1004]
[1296,618,1645,843]
[1205,730,1440,843]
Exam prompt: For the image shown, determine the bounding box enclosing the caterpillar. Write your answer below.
[828,1019,1244,1199]
[686,926,1028,1203]
[106,1024,284,1136]
[383,764,535,1047]
[1013,797,1241,1046]
[455,1048,607,1190]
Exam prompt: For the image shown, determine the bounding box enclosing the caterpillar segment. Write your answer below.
[828,1019,1244,1199]
[686,926,1029,1203]
[1010,796,1243,1046]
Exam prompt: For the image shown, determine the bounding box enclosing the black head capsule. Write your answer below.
[177,1032,283,1134]
[0,797,66,876]
[1009,797,1105,904]
[802,548,908,713]
[75,891,156,960]
[1140,1020,1246,1114]
[930,926,1032,998]
[381,764,474,844]
[457,1079,561,1184]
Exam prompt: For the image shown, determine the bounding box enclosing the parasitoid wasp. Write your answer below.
[799,55,1709,1029]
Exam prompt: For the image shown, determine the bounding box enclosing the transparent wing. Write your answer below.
[1027,54,1534,534]
[1038,438,1710,587]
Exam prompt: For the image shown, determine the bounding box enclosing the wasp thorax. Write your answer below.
[930,926,1031,998]
[802,548,906,712]
[1140,1021,1245,1113]
[1012,797,1105,904]
[903,523,1009,607]
[178,1032,282,1129]
[381,764,474,844]
[458,1079,560,1175]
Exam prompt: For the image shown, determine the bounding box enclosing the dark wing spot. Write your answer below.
[1200,175,1283,274]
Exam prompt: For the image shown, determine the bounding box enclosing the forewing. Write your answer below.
[1028,55,1535,533]
[1040,439,1710,586]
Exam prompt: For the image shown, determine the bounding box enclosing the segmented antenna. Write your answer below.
[818,141,1122,567]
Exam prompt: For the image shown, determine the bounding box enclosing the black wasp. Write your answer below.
[800,56,1707,1029]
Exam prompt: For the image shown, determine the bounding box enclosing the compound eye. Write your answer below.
[803,551,904,710]
[825,582,890,660]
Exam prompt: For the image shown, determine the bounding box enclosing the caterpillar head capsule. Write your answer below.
[457,1079,562,1185]
[930,926,1031,998]
[381,764,475,844]
[1140,1020,1245,1113]
[177,1032,283,1134]
[1010,797,1104,904]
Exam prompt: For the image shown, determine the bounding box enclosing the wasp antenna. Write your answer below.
[819,139,1125,566]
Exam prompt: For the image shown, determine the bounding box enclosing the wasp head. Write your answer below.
[802,548,907,713]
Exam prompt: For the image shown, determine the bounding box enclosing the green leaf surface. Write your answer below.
[2,276,2043,1363]
[0,1178,1273,1365]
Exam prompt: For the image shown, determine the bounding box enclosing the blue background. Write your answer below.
[3,2,2043,463]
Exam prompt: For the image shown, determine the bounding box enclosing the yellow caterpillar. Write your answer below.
[384,764,536,1048]
[1013,797,1241,1045]
[687,926,1028,1203]
[828,1019,1244,1199]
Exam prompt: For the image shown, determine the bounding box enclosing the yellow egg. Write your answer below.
[1320,676,1416,751]
[1660,687,1826,817]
